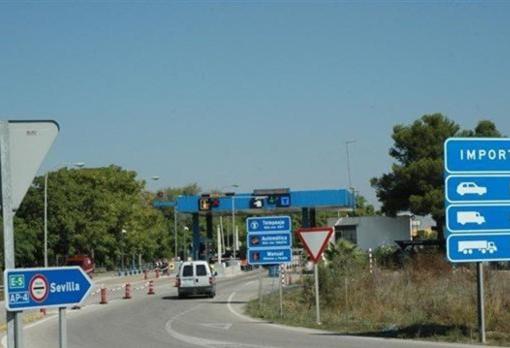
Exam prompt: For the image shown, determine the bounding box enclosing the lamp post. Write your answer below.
[345,140,356,211]
[44,162,85,267]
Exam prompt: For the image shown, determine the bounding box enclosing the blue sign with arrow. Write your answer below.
[4,266,93,311]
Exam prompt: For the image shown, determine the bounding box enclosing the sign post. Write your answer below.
[296,227,333,325]
[444,138,510,343]
[0,120,59,348]
[246,216,292,306]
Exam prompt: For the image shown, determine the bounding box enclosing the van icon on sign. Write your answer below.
[457,211,486,225]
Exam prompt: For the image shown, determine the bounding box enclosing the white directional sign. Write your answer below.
[296,227,333,263]
[8,121,60,210]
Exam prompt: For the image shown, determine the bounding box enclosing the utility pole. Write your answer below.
[345,140,356,210]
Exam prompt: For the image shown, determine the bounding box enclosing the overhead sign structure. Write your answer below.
[296,227,333,263]
[445,138,510,262]
[247,216,292,265]
[4,266,93,311]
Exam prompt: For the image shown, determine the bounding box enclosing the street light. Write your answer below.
[345,140,356,211]
[44,162,85,267]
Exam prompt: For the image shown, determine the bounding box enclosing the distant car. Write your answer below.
[456,182,487,196]
[65,255,95,277]
[175,260,216,298]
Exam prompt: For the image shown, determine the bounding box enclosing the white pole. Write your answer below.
[174,207,178,259]
[59,308,67,348]
[235,226,239,254]
[232,197,236,259]
[217,225,222,266]
[0,121,22,348]
[314,263,321,325]
[44,172,48,268]
[219,216,225,252]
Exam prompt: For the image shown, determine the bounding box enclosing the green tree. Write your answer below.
[370,114,502,242]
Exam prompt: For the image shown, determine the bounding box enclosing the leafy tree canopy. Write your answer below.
[370,114,502,240]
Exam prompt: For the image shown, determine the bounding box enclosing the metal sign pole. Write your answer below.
[258,268,263,306]
[279,265,283,317]
[0,121,21,348]
[59,307,67,348]
[314,263,321,325]
[477,262,486,344]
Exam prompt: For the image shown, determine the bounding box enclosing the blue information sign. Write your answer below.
[445,138,510,173]
[4,266,93,311]
[248,249,292,265]
[247,216,292,265]
[247,216,291,233]
[447,234,510,263]
[445,138,510,262]
[248,232,291,248]
[446,175,510,203]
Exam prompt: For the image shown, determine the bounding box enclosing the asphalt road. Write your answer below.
[12,271,493,348]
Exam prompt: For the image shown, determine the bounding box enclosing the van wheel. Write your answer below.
[209,292,215,298]
[178,292,186,299]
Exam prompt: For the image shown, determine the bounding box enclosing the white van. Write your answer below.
[175,261,216,298]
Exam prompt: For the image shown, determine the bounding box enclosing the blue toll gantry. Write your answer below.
[153,188,354,260]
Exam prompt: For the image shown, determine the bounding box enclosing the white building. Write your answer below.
[327,215,415,251]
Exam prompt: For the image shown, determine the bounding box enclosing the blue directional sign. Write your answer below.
[445,138,510,262]
[447,234,510,263]
[4,266,93,311]
[247,216,292,265]
[247,216,291,233]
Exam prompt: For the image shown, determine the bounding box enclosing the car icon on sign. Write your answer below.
[456,182,487,196]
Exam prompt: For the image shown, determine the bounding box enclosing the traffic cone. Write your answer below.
[147,280,155,295]
[123,283,132,299]
[100,287,108,304]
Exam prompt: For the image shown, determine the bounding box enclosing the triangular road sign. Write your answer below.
[296,227,334,263]
[7,120,59,210]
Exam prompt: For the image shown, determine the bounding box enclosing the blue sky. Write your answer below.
[2,1,510,207]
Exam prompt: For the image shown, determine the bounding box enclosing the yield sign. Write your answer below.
[296,227,334,263]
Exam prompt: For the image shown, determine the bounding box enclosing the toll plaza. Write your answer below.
[153,188,355,260]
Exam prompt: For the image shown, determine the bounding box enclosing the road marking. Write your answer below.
[200,323,232,330]
[164,302,278,348]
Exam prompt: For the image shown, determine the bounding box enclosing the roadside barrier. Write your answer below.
[100,287,108,304]
[147,280,155,295]
[123,283,132,299]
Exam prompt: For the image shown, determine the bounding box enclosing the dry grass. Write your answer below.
[247,253,510,346]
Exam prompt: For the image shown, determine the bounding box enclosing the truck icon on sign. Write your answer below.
[458,240,497,255]
[457,211,486,225]
[456,182,487,196]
